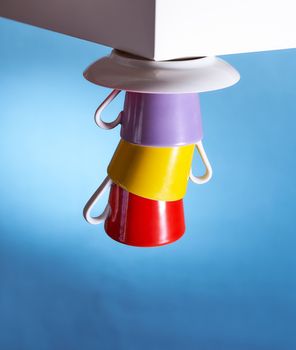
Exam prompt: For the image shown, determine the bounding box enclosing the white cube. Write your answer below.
[2,0,296,60]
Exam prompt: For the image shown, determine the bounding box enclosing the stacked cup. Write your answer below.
[83,90,213,247]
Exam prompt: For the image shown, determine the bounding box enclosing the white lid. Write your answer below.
[84,50,240,93]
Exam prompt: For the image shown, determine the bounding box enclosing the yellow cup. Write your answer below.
[107,139,195,201]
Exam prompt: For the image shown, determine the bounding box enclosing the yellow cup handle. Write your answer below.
[190,141,213,184]
[83,176,112,225]
[94,89,122,130]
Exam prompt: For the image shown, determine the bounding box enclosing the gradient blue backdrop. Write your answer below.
[1,18,296,350]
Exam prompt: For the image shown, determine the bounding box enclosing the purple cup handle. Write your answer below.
[190,141,213,185]
[83,176,112,225]
[94,89,122,130]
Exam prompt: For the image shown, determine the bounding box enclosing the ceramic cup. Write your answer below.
[94,90,203,147]
[107,139,212,201]
[83,178,185,247]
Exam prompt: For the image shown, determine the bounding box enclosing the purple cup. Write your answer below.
[95,91,203,147]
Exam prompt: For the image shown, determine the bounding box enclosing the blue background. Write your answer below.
[1,18,296,350]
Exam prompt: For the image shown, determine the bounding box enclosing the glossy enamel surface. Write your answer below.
[107,140,195,201]
[104,183,185,247]
[120,92,203,146]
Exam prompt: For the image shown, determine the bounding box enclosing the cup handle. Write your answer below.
[190,141,213,185]
[83,176,112,225]
[94,89,122,130]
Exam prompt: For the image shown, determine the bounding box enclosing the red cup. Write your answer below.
[105,183,185,247]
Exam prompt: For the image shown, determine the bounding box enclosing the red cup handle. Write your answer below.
[83,176,112,225]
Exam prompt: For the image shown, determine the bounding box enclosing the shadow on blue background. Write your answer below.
[0,18,296,350]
